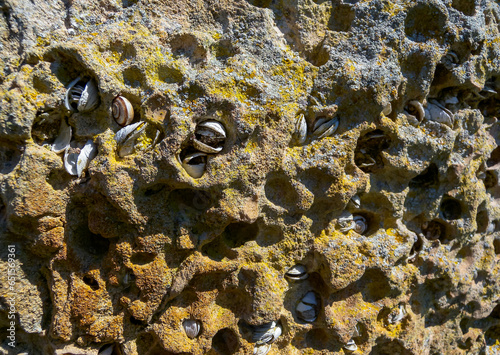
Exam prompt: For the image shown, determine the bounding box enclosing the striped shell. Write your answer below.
[112,96,134,126]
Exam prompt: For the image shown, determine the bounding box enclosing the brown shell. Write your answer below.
[112,96,134,126]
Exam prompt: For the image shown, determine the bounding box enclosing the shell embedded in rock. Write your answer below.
[253,343,271,355]
[76,140,98,177]
[64,142,81,176]
[98,344,114,355]
[182,319,201,339]
[353,215,367,235]
[181,152,207,178]
[64,77,100,113]
[112,96,134,126]
[388,304,406,324]
[293,113,307,144]
[338,210,355,232]
[252,321,282,344]
[285,264,308,281]
[193,120,226,154]
[350,195,361,209]
[312,116,339,139]
[115,121,147,157]
[296,291,319,323]
[425,99,454,127]
[404,100,425,122]
[344,339,358,351]
[382,102,392,115]
[52,120,72,154]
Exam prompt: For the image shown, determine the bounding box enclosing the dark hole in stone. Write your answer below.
[494,239,500,255]
[73,222,110,257]
[409,163,439,188]
[476,210,489,233]
[440,197,462,220]
[47,168,70,190]
[489,304,500,319]
[170,33,207,65]
[83,275,99,291]
[328,4,355,32]
[212,328,239,354]
[130,316,146,326]
[130,252,156,265]
[306,328,332,351]
[264,176,300,212]
[404,2,447,43]
[485,325,500,346]
[212,39,238,62]
[422,220,446,241]
[459,317,470,334]
[409,234,423,260]
[451,0,476,16]
[360,269,393,302]
[0,145,21,175]
[369,338,408,355]
[223,222,259,248]
[487,147,500,168]
[143,184,166,197]
[168,188,213,211]
[247,0,272,8]
[98,343,120,355]
[354,130,391,173]
[485,171,498,189]
[123,66,144,88]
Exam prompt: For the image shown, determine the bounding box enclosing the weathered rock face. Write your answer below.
[2,0,500,354]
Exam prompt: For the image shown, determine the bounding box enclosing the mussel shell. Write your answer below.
[183,319,201,339]
[293,113,307,144]
[285,264,308,280]
[181,152,207,178]
[112,96,134,126]
[344,340,358,351]
[253,344,271,355]
[52,120,72,154]
[312,116,339,139]
[76,140,98,177]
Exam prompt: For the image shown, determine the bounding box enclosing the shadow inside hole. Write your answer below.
[485,325,500,346]
[422,219,447,241]
[201,237,235,261]
[493,239,500,255]
[305,328,340,351]
[485,171,498,189]
[82,275,99,291]
[255,224,283,247]
[487,146,500,168]
[357,269,394,302]
[123,66,144,88]
[476,210,489,233]
[488,304,500,319]
[440,197,462,220]
[369,337,409,355]
[212,328,240,354]
[0,144,21,175]
[409,163,439,188]
[47,168,70,190]
[222,222,259,248]
[264,176,300,213]
[451,0,476,16]
[70,222,110,257]
[167,188,214,211]
[130,252,156,265]
[354,130,391,173]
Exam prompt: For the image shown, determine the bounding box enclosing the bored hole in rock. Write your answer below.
[212,328,239,354]
[485,325,500,346]
[422,220,447,241]
[223,222,259,248]
[168,188,213,211]
[83,275,99,291]
[130,252,156,265]
[170,33,207,65]
[370,337,409,354]
[47,168,70,190]
[123,66,145,88]
[265,176,300,212]
[359,269,393,302]
[409,163,439,188]
[247,0,272,8]
[487,146,500,168]
[306,328,334,351]
[440,197,462,220]
[71,220,110,257]
[484,171,498,189]
[0,144,21,175]
[451,0,476,16]
[354,130,391,173]
[488,304,500,319]
[476,210,489,233]
[143,184,166,197]
[130,316,147,326]
[493,238,500,255]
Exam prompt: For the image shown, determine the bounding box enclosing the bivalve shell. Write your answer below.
[65,77,100,113]
[296,291,319,323]
[193,120,226,154]
[344,339,358,352]
[252,321,282,344]
[425,99,454,127]
[181,152,207,178]
[183,319,201,339]
[312,116,339,139]
[76,140,98,177]
[253,344,271,355]
[52,120,72,154]
[115,121,147,157]
[112,96,134,126]
[285,264,308,281]
[404,100,425,122]
[293,113,307,144]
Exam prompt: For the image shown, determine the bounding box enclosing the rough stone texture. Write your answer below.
[2,0,500,354]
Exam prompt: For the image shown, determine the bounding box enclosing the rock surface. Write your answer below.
[2,0,500,353]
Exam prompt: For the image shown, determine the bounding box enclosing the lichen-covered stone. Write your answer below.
[2,0,500,354]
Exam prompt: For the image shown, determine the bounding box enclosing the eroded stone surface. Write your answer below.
[2,0,500,353]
